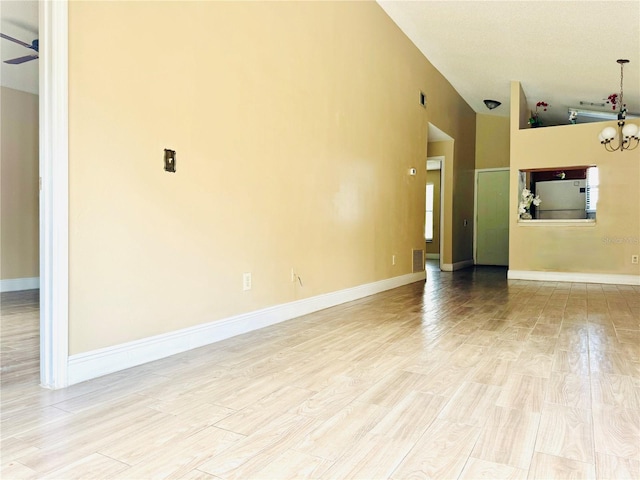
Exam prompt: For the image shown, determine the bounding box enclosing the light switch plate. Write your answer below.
[164,149,176,173]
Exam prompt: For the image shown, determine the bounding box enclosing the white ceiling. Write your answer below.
[2,1,639,126]
[378,0,640,126]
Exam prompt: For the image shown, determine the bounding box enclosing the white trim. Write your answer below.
[39,0,69,389]
[426,159,442,170]
[475,167,510,172]
[507,270,640,286]
[425,253,440,259]
[1,277,40,292]
[441,259,474,272]
[67,272,426,386]
[517,219,596,226]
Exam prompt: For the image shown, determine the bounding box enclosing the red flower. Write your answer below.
[534,101,549,113]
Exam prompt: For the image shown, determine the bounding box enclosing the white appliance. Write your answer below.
[535,179,587,219]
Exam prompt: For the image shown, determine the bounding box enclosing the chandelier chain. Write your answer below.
[620,62,624,109]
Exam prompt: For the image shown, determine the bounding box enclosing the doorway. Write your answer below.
[425,158,442,264]
[0,2,40,293]
[426,123,453,272]
[475,168,509,266]
[0,1,41,382]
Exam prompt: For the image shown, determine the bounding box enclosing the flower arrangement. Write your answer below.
[529,101,549,127]
[519,188,541,219]
[606,93,627,115]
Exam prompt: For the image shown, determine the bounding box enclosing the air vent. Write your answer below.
[412,249,425,273]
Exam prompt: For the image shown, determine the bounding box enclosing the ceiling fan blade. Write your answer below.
[0,32,33,49]
[4,54,39,65]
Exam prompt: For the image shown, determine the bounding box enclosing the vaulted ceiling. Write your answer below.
[2,1,639,128]
[378,0,640,126]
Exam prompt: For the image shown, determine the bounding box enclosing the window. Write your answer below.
[586,166,599,213]
[425,183,434,241]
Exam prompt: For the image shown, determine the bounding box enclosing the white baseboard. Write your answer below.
[441,259,474,272]
[1,277,40,292]
[425,253,440,260]
[68,271,426,386]
[507,270,640,286]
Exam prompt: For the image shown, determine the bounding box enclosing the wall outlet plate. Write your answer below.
[243,272,252,291]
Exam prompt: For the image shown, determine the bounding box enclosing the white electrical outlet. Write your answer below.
[243,272,252,291]
[632,255,639,265]
[392,255,396,265]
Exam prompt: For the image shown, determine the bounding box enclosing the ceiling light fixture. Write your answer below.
[483,99,501,110]
[580,101,606,108]
[598,59,639,152]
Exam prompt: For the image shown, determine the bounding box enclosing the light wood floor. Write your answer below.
[1,265,639,479]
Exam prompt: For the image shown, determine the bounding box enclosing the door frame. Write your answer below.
[426,156,445,271]
[474,167,509,265]
[39,0,69,389]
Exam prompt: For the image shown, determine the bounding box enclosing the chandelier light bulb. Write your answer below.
[622,122,639,139]
[601,126,617,141]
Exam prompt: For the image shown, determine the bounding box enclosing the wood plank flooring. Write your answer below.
[1,265,639,479]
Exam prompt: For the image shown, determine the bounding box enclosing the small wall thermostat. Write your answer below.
[409,168,417,176]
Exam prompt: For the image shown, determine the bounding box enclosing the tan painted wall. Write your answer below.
[509,82,640,275]
[476,114,510,169]
[68,1,476,354]
[1,87,39,281]
[513,82,530,131]
[425,169,441,255]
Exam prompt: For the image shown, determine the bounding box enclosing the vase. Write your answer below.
[520,212,532,220]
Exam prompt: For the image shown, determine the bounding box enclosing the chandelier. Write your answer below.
[598,59,639,152]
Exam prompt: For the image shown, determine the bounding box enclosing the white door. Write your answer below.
[476,170,509,266]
